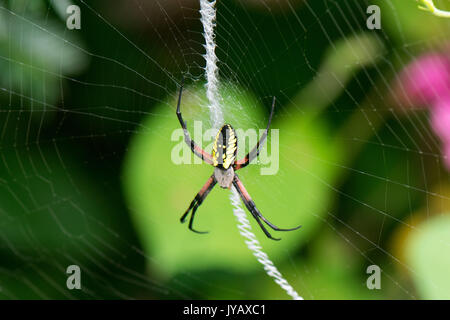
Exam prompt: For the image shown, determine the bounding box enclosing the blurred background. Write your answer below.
[0,0,449,299]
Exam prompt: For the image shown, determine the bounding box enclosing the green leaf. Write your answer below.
[0,145,121,257]
[406,214,450,299]
[375,0,450,43]
[0,8,88,111]
[122,83,342,276]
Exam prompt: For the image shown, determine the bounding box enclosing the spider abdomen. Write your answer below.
[212,124,237,169]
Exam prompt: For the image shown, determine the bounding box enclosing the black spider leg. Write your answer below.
[180,175,217,234]
[234,96,276,170]
[233,175,302,241]
[232,177,279,240]
[176,78,214,165]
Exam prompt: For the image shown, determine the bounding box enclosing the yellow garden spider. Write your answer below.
[176,82,301,240]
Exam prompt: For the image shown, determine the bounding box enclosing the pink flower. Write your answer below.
[443,144,450,170]
[430,97,450,143]
[430,97,450,170]
[394,53,450,108]
[394,49,450,171]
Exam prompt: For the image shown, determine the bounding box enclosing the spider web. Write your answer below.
[0,0,449,299]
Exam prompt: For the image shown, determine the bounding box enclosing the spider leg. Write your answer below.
[234,96,276,170]
[180,175,217,234]
[233,175,301,240]
[176,78,214,165]
[232,177,279,241]
[248,206,281,241]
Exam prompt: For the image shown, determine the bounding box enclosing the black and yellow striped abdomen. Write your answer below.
[212,124,237,169]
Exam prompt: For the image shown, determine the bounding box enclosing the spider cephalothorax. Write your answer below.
[176,80,301,240]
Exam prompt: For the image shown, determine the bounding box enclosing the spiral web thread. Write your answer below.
[199,0,303,300]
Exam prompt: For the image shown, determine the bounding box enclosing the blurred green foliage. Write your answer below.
[0,0,88,113]
[0,0,449,300]
[376,0,450,41]
[406,214,450,299]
